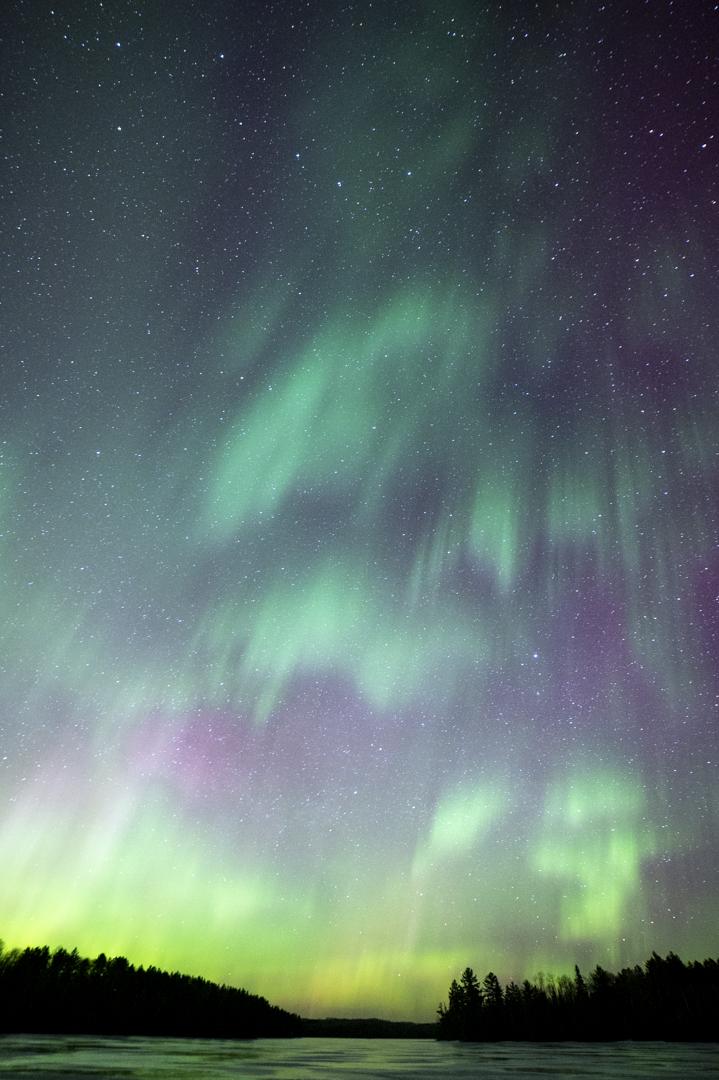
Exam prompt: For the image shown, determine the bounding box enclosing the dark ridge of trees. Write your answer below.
[437,953,719,1041]
[0,939,301,1039]
[300,1017,437,1038]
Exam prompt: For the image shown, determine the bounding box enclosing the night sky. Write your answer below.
[1,0,718,1022]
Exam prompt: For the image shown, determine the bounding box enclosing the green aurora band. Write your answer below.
[0,0,717,1019]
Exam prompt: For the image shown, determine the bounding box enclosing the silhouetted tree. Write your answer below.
[0,940,300,1038]
[437,952,719,1041]
[437,967,483,1039]
[482,971,502,1007]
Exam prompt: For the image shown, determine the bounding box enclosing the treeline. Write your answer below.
[300,1017,437,1038]
[0,940,300,1038]
[438,952,719,1041]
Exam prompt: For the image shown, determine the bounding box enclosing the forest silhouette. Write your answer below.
[2,940,719,1040]
[438,952,719,1041]
[0,940,300,1038]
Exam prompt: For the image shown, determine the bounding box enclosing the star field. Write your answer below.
[0,0,718,1021]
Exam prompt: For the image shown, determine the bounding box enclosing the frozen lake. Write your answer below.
[0,1035,717,1078]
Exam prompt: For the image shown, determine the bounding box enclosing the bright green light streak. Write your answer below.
[413,780,506,878]
[467,430,535,590]
[191,555,490,718]
[533,767,657,943]
[204,281,491,541]
[406,515,464,607]
[469,473,522,591]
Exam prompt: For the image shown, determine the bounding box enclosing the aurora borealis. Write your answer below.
[1,0,718,1022]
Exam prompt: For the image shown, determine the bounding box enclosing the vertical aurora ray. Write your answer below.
[0,0,717,1020]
